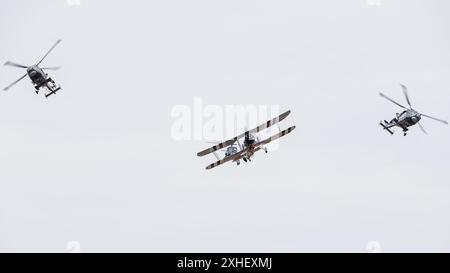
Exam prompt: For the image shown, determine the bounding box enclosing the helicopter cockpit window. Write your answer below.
[29,71,40,81]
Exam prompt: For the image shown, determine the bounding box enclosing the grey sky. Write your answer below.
[0,0,449,252]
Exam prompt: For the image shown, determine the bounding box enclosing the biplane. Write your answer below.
[197,110,295,170]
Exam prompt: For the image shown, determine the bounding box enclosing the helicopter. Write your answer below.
[3,39,62,98]
[379,84,448,136]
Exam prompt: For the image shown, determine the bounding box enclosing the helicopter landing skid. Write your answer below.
[45,87,61,98]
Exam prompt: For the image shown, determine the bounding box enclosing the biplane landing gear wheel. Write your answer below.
[35,86,39,94]
[243,157,248,163]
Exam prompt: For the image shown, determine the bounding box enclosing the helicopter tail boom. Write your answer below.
[379,121,394,135]
[45,87,61,98]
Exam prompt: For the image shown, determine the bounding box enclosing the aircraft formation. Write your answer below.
[2,41,448,170]
[197,84,448,170]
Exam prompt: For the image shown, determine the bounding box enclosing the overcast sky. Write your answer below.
[0,0,449,252]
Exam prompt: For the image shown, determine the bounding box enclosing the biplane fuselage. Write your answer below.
[224,146,238,157]
[242,135,257,159]
[223,135,257,164]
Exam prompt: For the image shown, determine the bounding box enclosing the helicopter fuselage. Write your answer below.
[391,109,421,128]
[26,65,48,87]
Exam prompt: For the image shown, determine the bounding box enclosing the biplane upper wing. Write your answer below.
[197,110,291,157]
[205,150,246,170]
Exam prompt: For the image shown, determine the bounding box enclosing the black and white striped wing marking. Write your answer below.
[257,126,296,146]
[205,150,246,170]
[197,138,238,157]
[205,126,296,170]
[197,110,291,157]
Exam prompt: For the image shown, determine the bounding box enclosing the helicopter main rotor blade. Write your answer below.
[418,122,427,134]
[3,74,28,91]
[4,61,28,69]
[41,66,61,71]
[36,39,62,65]
[421,114,449,125]
[379,92,407,109]
[400,84,412,109]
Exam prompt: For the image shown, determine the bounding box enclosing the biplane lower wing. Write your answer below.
[197,110,291,157]
[258,126,296,146]
[206,150,246,170]
[205,126,296,170]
